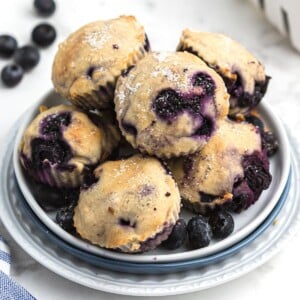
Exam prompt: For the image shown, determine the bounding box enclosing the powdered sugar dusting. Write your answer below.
[126,82,141,93]
[153,52,172,63]
[85,24,112,49]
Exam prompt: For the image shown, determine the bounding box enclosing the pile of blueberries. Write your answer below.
[162,211,234,250]
[0,0,56,87]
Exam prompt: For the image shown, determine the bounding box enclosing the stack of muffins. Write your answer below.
[19,15,274,253]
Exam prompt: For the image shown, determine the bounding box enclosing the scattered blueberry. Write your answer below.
[32,23,56,47]
[34,0,56,16]
[245,115,264,133]
[208,210,234,239]
[187,215,212,249]
[14,45,40,71]
[262,131,279,157]
[162,218,187,250]
[0,35,18,58]
[35,185,79,211]
[225,193,249,213]
[56,202,76,233]
[1,64,24,87]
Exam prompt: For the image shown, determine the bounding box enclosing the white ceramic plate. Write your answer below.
[13,90,290,263]
[1,120,300,296]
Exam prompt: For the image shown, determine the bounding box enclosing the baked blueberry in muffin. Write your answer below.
[168,119,271,213]
[52,15,150,110]
[73,155,181,253]
[19,105,120,188]
[177,30,270,115]
[114,51,230,158]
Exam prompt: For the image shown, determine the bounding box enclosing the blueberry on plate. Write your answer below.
[162,218,187,250]
[262,131,279,157]
[244,115,264,133]
[208,209,234,239]
[1,64,23,87]
[0,35,18,58]
[56,201,77,233]
[187,215,212,249]
[32,23,56,47]
[14,45,40,71]
[34,0,56,16]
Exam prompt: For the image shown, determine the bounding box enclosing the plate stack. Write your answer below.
[0,90,299,296]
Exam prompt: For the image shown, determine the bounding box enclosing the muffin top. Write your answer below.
[52,16,148,108]
[114,51,230,158]
[20,104,120,173]
[178,30,266,95]
[73,155,181,252]
[169,118,269,212]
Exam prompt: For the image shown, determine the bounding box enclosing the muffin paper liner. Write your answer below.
[71,44,148,111]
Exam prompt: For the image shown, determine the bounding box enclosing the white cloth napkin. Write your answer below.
[0,236,36,299]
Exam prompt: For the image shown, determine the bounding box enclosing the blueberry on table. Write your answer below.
[34,0,56,16]
[0,35,18,58]
[32,23,56,47]
[1,64,23,87]
[162,218,187,250]
[14,45,40,71]
[187,215,212,249]
[208,210,234,239]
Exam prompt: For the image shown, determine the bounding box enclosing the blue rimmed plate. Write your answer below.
[13,90,291,263]
[1,119,300,296]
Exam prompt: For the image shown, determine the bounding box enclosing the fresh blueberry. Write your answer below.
[0,35,18,58]
[162,218,187,250]
[225,193,249,213]
[56,202,76,233]
[208,210,234,239]
[32,23,56,47]
[14,45,40,71]
[34,0,56,16]
[1,64,23,87]
[245,115,264,133]
[262,131,279,157]
[35,185,79,211]
[187,215,212,249]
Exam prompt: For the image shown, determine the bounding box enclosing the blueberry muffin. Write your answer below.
[52,16,150,110]
[19,105,120,188]
[177,30,270,115]
[114,51,230,158]
[168,119,272,213]
[73,155,181,253]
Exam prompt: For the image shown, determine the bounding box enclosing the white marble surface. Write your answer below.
[1,0,300,299]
